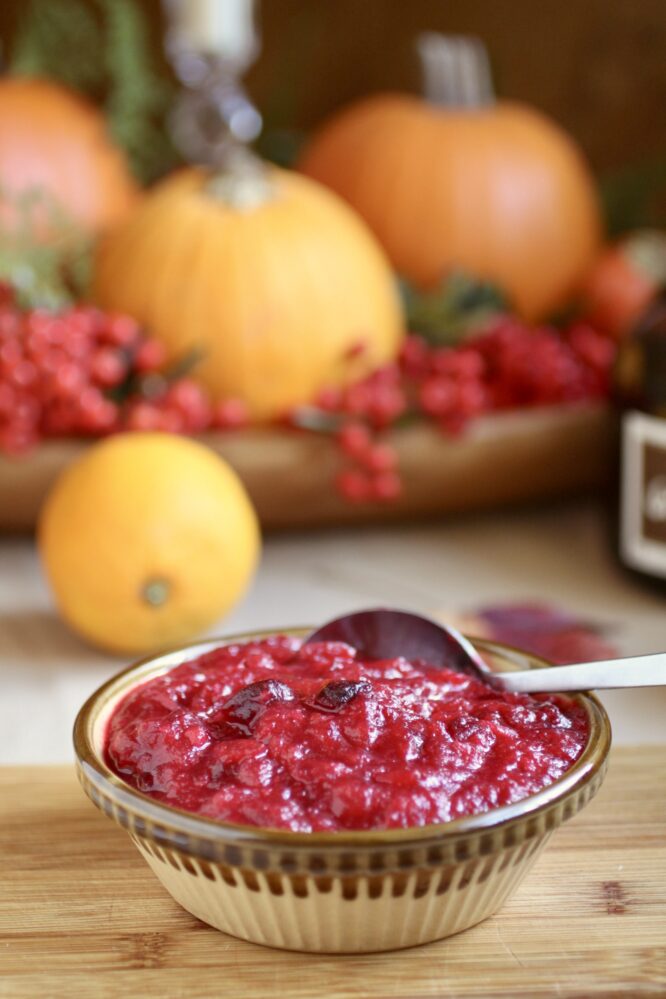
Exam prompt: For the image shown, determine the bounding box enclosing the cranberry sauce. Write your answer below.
[104,636,588,832]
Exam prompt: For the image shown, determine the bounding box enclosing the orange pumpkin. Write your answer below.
[299,35,602,321]
[0,78,140,235]
[93,162,403,419]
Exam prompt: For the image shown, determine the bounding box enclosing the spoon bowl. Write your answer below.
[307,607,492,680]
[306,607,666,693]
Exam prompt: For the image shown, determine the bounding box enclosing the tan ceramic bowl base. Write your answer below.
[131,832,554,953]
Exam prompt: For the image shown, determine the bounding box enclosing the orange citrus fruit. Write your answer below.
[38,433,260,656]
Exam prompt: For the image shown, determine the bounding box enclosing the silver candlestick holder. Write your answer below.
[163,0,262,169]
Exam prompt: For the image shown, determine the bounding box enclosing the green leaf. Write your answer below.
[10,0,105,93]
[100,0,178,183]
[400,271,509,345]
[0,187,93,310]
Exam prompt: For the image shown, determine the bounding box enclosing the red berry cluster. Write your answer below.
[304,316,615,503]
[0,278,617,510]
[336,422,402,503]
[417,319,614,430]
[0,285,248,455]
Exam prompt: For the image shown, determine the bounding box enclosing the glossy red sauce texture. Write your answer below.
[104,637,589,832]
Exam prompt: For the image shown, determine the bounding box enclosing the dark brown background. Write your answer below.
[1,0,665,174]
[252,0,666,174]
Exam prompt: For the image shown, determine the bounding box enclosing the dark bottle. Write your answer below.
[613,293,666,589]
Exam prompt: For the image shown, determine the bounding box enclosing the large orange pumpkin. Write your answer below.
[299,35,602,321]
[0,78,139,234]
[93,161,403,419]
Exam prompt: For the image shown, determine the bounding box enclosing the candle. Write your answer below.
[167,0,258,63]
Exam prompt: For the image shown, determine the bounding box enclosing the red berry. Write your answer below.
[315,385,343,411]
[155,407,186,434]
[456,380,488,417]
[371,471,402,501]
[335,469,373,503]
[90,401,119,433]
[0,425,38,456]
[124,401,164,432]
[399,334,429,377]
[134,338,167,374]
[13,395,40,427]
[0,383,15,414]
[337,421,372,459]
[343,382,374,417]
[90,348,127,388]
[25,311,59,343]
[567,323,615,373]
[63,329,93,360]
[166,379,211,432]
[373,363,401,386]
[8,358,38,390]
[41,399,79,435]
[0,338,22,370]
[51,362,85,399]
[104,315,140,347]
[438,413,468,437]
[0,310,21,340]
[419,376,457,417]
[364,442,398,473]
[64,307,100,339]
[213,398,250,430]
[367,384,406,428]
[0,283,16,309]
[431,348,485,380]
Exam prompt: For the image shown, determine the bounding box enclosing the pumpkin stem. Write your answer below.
[417,33,495,109]
[205,144,276,209]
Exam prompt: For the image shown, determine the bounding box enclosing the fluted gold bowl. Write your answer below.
[73,629,611,953]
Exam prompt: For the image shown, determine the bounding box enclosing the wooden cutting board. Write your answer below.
[0,403,613,531]
[1,749,665,998]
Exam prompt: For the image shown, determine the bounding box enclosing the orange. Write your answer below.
[38,433,260,656]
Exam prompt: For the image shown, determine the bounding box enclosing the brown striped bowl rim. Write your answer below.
[73,628,612,850]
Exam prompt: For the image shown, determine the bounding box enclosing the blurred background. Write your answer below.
[0,0,665,225]
[1,0,666,764]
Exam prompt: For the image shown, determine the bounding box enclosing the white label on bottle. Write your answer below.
[621,410,666,577]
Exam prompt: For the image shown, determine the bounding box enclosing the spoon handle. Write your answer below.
[500,652,666,693]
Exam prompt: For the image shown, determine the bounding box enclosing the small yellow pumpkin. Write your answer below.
[93,160,403,419]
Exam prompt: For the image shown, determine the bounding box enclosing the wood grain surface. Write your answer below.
[0,404,613,532]
[1,749,665,998]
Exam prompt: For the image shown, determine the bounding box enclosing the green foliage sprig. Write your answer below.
[400,272,509,345]
[0,188,92,310]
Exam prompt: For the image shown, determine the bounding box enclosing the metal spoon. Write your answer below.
[306,608,666,693]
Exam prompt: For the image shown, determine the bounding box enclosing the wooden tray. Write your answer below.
[0,403,614,532]
[2,749,664,997]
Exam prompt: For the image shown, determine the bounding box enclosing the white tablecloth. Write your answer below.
[1,499,664,763]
